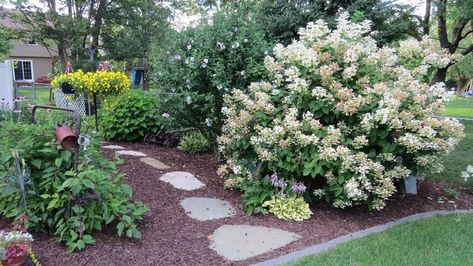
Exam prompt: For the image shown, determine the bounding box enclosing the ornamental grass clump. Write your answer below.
[219,13,465,211]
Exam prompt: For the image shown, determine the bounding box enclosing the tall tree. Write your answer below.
[432,0,473,82]
[101,0,170,89]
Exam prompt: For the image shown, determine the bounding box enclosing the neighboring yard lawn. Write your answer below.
[17,86,52,104]
[445,96,473,118]
[429,121,473,184]
[290,214,473,266]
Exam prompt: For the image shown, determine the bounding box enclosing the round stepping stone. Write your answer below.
[116,150,147,157]
[209,225,300,261]
[102,145,125,150]
[159,171,205,191]
[140,157,170,170]
[180,197,235,221]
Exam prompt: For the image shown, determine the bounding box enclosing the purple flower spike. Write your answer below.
[270,173,279,186]
[291,182,307,193]
[13,109,22,113]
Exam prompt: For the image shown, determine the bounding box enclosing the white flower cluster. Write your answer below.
[462,165,473,182]
[219,14,464,210]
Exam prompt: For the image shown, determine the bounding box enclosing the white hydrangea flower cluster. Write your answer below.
[219,14,464,211]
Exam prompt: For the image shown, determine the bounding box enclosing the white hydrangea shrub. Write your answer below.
[218,14,465,211]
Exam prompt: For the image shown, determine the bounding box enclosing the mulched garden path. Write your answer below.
[7,142,473,265]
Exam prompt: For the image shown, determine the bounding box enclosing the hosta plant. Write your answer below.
[219,13,464,212]
[261,174,312,221]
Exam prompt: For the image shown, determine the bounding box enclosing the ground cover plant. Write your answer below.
[289,214,473,266]
[101,90,162,141]
[219,14,464,214]
[178,131,210,154]
[0,118,148,252]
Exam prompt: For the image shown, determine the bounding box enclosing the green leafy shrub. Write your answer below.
[219,15,464,212]
[237,176,275,215]
[178,131,210,153]
[0,121,148,252]
[151,3,270,144]
[101,90,161,141]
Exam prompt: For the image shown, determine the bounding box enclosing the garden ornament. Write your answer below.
[78,135,91,150]
[32,105,81,171]
[55,124,77,150]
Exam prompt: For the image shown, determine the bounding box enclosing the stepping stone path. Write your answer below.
[180,197,235,221]
[109,145,299,262]
[210,225,301,261]
[160,171,205,191]
[116,150,147,157]
[102,145,125,150]
[140,157,170,170]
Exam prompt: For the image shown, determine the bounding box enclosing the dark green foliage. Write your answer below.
[255,0,418,45]
[151,4,270,144]
[101,90,162,141]
[0,121,148,252]
[178,131,210,154]
[0,26,13,60]
[239,176,276,215]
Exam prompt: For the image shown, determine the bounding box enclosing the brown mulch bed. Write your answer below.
[7,142,473,266]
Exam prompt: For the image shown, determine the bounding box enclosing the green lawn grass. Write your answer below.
[17,86,52,104]
[289,214,473,266]
[428,121,473,184]
[445,96,473,118]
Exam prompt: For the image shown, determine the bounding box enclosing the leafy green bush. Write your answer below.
[219,15,464,212]
[237,176,276,215]
[101,90,161,141]
[0,121,148,252]
[151,3,270,144]
[178,131,210,153]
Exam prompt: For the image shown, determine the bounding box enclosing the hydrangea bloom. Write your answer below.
[219,14,464,210]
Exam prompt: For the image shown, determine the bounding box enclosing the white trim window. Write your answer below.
[13,60,34,81]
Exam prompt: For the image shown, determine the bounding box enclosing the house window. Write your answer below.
[13,60,34,81]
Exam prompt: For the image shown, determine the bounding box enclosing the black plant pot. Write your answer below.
[61,82,75,94]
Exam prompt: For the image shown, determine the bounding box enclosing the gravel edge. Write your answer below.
[252,209,473,266]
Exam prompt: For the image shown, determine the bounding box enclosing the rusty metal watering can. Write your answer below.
[32,105,82,171]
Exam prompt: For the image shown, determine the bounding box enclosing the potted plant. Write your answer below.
[0,231,33,266]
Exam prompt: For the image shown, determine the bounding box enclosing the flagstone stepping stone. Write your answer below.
[180,197,235,221]
[116,150,147,157]
[209,225,300,261]
[159,171,205,191]
[140,157,170,170]
[102,145,125,150]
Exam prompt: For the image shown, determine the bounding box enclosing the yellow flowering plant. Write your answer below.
[51,70,130,97]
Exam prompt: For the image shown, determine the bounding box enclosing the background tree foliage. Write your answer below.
[8,0,170,69]
[254,0,419,45]
[0,26,13,60]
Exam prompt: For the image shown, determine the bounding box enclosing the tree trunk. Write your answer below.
[92,0,107,48]
[423,0,431,35]
[433,68,448,84]
[57,44,68,68]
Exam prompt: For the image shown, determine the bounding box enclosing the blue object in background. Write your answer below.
[466,91,473,97]
[131,69,143,87]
